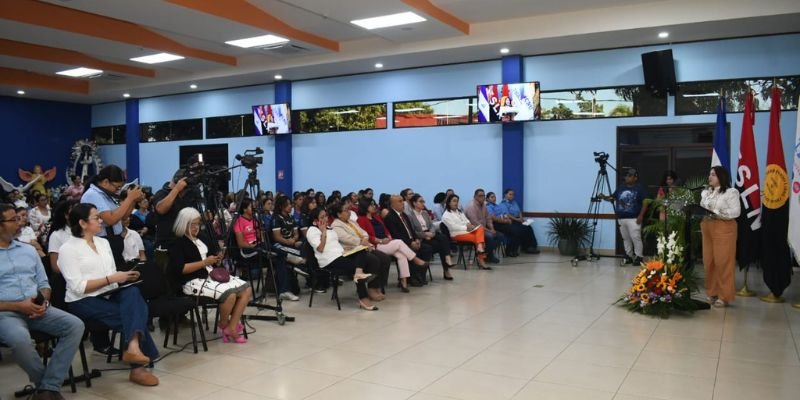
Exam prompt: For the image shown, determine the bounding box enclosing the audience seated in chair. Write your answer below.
[406,194,455,280]
[0,203,84,400]
[305,207,379,311]
[330,202,390,301]
[58,203,159,387]
[355,199,428,292]
[499,189,540,254]
[441,194,489,270]
[233,198,297,301]
[464,189,505,264]
[382,195,434,283]
[169,207,252,344]
[487,191,540,257]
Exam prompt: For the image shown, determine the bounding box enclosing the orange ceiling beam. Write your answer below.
[0,0,237,66]
[0,67,89,94]
[402,0,470,34]
[165,0,340,52]
[0,39,156,78]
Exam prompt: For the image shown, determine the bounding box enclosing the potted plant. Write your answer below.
[546,215,592,256]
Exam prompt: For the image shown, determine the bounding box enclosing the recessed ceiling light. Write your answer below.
[189,84,198,89]
[225,34,289,48]
[351,12,426,30]
[130,53,184,64]
[274,74,283,80]
[658,32,669,38]
[374,63,383,69]
[123,93,131,98]
[500,48,510,54]
[17,90,25,95]
[56,67,103,78]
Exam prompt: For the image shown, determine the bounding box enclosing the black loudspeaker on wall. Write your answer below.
[641,49,676,96]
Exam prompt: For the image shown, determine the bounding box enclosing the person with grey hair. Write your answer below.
[168,207,252,343]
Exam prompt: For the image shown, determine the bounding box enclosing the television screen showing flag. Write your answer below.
[252,103,291,135]
[477,82,541,123]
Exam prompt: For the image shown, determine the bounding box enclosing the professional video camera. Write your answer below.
[594,151,609,164]
[235,147,264,169]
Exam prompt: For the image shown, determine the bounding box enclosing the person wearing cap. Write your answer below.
[602,168,648,265]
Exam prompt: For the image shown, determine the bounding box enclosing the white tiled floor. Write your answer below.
[3,253,800,400]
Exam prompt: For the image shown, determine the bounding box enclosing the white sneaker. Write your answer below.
[279,292,299,301]
[713,299,726,308]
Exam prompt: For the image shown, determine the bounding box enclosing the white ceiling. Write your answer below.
[1,0,798,104]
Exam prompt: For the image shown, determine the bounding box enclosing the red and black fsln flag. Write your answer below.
[761,87,792,296]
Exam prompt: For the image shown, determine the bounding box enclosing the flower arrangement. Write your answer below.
[618,231,698,317]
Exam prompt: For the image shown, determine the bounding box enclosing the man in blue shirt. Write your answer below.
[497,189,540,255]
[602,168,648,265]
[0,203,84,400]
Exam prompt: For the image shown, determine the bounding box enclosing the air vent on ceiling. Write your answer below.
[259,44,310,56]
[95,73,127,81]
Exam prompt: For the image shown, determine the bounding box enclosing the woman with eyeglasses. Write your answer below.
[80,165,144,267]
[59,203,159,387]
[169,207,252,343]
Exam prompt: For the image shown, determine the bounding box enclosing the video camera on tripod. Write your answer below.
[235,147,264,169]
[594,151,609,165]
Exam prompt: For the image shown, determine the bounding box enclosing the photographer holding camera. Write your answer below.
[152,169,197,250]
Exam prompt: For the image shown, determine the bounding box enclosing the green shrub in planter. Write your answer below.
[546,216,592,256]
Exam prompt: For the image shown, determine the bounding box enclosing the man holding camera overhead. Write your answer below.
[152,169,196,250]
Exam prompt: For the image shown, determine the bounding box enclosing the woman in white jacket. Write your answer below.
[441,194,489,270]
[699,166,741,308]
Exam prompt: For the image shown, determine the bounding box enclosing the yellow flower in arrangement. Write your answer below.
[636,283,646,292]
[639,277,648,285]
[640,293,650,302]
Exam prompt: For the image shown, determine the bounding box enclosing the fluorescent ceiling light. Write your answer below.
[225,34,289,48]
[334,109,358,114]
[396,107,425,113]
[500,48,510,54]
[274,74,283,80]
[17,90,25,95]
[56,67,103,77]
[189,84,198,89]
[658,32,669,38]
[374,63,384,69]
[130,53,184,64]
[682,93,719,98]
[123,93,131,98]
[351,12,426,30]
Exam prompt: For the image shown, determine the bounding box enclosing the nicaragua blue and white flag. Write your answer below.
[711,97,730,172]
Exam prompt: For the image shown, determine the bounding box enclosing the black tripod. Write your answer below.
[231,166,294,325]
[571,158,615,267]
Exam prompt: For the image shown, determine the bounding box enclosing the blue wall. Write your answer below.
[523,34,800,249]
[1,96,90,186]
[91,34,800,251]
[292,61,502,198]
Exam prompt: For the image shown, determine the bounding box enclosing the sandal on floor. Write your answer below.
[358,301,379,311]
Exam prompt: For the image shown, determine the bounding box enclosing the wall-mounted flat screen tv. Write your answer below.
[252,103,291,135]
[477,82,541,122]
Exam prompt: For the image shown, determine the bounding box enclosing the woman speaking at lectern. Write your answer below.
[699,166,740,308]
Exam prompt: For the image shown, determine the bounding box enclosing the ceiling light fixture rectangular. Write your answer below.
[130,53,185,64]
[55,67,103,77]
[225,34,289,48]
[351,12,426,30]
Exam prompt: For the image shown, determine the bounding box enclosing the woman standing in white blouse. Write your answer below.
[58,203,160,387]
[699,166,741,307]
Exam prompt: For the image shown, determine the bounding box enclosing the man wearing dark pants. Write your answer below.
[0,203,84,400]
[602,168,648,265]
